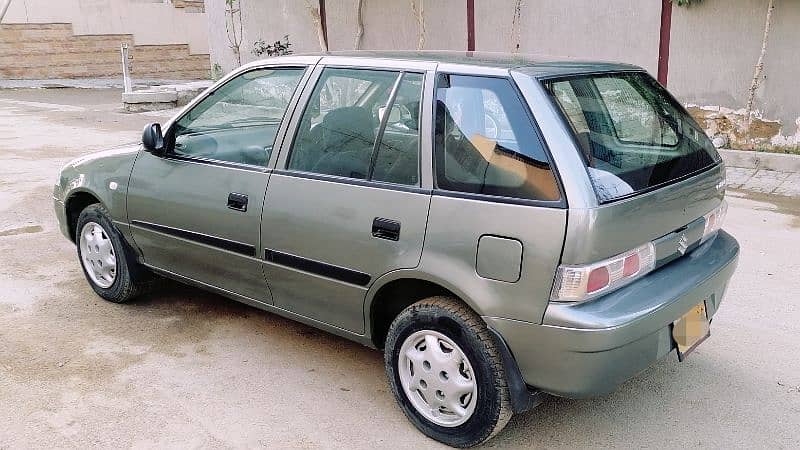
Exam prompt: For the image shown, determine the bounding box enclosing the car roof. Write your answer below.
[259,51,643,78]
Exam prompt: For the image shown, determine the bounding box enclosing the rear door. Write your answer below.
[127,62,313,303]
[261,60,435,333]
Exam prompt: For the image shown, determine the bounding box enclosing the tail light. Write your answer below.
[701,200,727,242]
[551,242,656,303]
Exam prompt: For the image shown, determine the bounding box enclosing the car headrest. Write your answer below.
[321,106,374,149]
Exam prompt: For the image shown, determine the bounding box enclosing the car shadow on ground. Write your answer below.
[125,280,746,449]
[127,278,381,363]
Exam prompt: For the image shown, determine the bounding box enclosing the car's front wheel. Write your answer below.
[385,296,512,448]
[76,203,155,303]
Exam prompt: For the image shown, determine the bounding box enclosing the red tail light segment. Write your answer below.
[551,242,656,303]
[586,267,610,293]
[623,253,640,277]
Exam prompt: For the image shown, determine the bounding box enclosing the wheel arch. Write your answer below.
[368,271,544,415]
[64,189,105,243]
[365,270,488,350]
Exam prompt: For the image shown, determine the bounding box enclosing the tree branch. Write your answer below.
[511,0,522,53]
[745,0,775,130]
[305,0,328,51]
[0,0,12,23]
[225,0,244,66]
[410,0,425,50]
[354,0,364,50]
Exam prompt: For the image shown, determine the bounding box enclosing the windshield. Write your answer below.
[543,71,720,203]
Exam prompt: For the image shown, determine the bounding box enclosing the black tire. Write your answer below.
[75,203,156,303]
[384,296,512,448]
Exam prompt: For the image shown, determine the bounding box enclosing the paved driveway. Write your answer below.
[1,89,799,449]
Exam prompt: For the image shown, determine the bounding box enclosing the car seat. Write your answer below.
[311,106,376,179]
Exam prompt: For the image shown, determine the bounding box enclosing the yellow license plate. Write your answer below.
[672,301,711,361]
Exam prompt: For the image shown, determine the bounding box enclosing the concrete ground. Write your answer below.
[1,88,799,449]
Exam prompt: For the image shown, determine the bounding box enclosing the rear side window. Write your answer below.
[288,68,422,185]
[544,72,720,203]
[433,74,560,202]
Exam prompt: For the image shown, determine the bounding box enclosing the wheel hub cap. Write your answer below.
[398,330,478,427]
[79,222,117,288]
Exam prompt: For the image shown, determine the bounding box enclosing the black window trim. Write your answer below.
[431,72,567,209]
[160,65,310,171]
[159,152,270,173]
[367,71,405,180]
[282,66,426,188]
[538,69,722,205]
[271,168,431,195]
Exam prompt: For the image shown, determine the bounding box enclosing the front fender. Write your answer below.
[56,144,141,243]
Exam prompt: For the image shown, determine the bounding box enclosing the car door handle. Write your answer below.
[372,217,400,241]
[227,192,248,212]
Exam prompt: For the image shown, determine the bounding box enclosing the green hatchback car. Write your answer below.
[54,52,739,447]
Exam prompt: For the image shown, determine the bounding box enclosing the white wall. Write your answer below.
[670,0,800,127]
[327,0,466,51]
[205,0,467,73]
[205,0,320,72]
[474,0,661,76]
[206,0,658,74]
[204,0,798,136]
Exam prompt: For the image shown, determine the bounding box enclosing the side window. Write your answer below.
[371,72,423,185]
[172,67,305,167]
[288,68,422,185]
[434,74,560,201]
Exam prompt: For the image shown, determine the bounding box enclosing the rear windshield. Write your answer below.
[543,72,720,203]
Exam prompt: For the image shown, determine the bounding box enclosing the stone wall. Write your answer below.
[0,23,209,79]
[3,0,209,54]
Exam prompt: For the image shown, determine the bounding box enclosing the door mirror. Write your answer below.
[142,123,165,154]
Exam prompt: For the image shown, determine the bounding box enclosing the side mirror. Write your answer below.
[142,123,165,154]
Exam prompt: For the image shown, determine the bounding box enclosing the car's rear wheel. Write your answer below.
[385,296,512,448]
[76,203,156,303]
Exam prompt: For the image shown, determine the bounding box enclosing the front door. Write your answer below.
[127,65,309,302]
[261,66,433,332]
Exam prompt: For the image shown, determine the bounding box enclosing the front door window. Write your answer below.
[172,67,306,167]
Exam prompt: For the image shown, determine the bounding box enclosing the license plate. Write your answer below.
[672,300,711,361]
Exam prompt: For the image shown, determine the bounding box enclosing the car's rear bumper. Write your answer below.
[486,230,739,398]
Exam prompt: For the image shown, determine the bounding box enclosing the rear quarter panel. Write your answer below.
[420,195,567,324]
